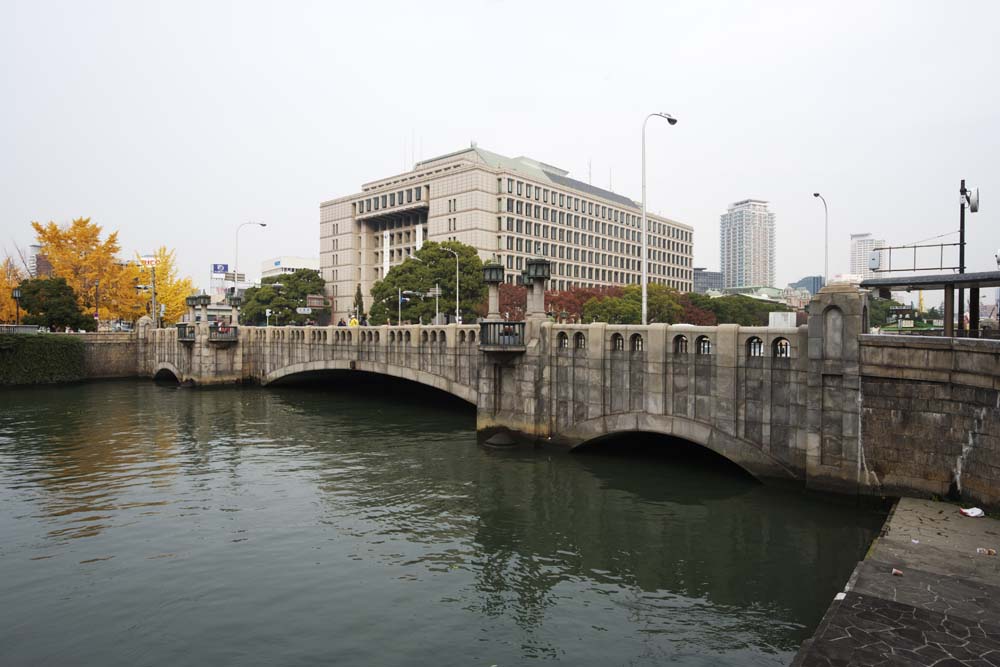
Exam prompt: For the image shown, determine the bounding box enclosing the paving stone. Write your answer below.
[797,591,1000,666]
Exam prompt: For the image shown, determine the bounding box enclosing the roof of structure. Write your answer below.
[860,271,1000,291]
[417,146,645,210]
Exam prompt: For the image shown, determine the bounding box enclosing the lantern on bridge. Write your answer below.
[483,261,503,321]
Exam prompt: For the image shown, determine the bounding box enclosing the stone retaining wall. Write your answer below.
[860,335,1000,508]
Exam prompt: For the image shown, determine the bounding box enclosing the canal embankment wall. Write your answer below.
[859,335,1000,509]
[0,333,139,385]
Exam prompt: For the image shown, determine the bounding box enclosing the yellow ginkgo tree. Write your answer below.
[132,247,195,324]
[31,218,195,324]
[0,255,26,323]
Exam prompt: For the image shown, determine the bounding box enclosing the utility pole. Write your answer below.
[958,179,967,334]
[150,266,158,328]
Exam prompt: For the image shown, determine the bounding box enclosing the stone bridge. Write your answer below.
[132,285,1000,509]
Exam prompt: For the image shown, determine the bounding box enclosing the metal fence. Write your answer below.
[479,321,526,349]
[208,324,239,342]
[0,325,41,335]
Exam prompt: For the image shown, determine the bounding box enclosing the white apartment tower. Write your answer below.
[320,145,694,317]
[719,199,775,288]
[850,233,885,281]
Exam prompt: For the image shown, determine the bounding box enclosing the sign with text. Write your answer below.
[212,263,229,274]
[295,307,313,315]
[140,255,158,267]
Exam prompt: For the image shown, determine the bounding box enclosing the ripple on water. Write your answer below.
[0,380,885,666]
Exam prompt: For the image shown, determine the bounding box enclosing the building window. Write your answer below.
[517,181,523,196]
[415,188,422,201]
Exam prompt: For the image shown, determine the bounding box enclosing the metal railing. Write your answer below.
[479,321,526,349]
[208,323,239,342]
[176,324,196,341]
[0,324,41,335]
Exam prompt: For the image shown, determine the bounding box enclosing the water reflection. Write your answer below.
[0,379,884,666]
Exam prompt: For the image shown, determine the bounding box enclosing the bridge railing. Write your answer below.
[0,324,41,335]
[480,321,526,350]
[208,323,238,342]
[176,324,196,341]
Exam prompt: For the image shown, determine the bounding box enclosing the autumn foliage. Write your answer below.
[15,217,195,325]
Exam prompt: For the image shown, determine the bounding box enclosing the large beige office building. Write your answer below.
[320,144,693,316]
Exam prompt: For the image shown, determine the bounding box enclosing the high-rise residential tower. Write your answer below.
[849,233,885,281]
[320,145,693,317]
[719,199,775,288]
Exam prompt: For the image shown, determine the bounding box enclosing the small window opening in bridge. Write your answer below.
[673,335,688,354]
[439,331,446,344]
[421,331,429,344]
[389,331,396,343]
[469,330,476,343]
[557,332,569,348]
[574,332,586,349]
[405,331,411,343]
[773,337,790,358]
[630,333,643,352]
[696,335,712,355]
[611,333,625,351]
[460,331,467,344]
[747,336,764,357]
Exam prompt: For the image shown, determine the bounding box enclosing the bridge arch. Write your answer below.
[260,359,477,405]
[560,413,797,482]
[153,362,182,383]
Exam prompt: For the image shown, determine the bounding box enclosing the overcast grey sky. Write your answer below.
[2,0,998,290]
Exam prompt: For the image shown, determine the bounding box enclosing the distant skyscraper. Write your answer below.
[789,275,825,295]
[693,267,723,293]
[720,199,775,288]
[850,233,885,281]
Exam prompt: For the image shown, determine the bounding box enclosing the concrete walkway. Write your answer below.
[793,497,1000,666]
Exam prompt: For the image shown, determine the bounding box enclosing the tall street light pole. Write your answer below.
[235,222,267,294]
[443,247,460,323]
[641,112,677,325]
[813,193,828,285]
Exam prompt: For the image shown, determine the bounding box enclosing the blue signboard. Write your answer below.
[212,263,229,274]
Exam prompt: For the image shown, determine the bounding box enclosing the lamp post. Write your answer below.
[12,287,21,325]
[94,279,100,329]
[235,222,267,291]
[641,112,677,325]
[813,193,828,285]
[443,247,460,323]
[482,261,504,320]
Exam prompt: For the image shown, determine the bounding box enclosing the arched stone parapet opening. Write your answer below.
[556,414,799,482]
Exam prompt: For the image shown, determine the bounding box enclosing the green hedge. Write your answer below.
[0,334,86,385]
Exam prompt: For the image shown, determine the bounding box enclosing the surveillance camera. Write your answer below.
[995,249,1000,269]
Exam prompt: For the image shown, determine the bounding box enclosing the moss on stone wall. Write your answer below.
[0,334,86,385]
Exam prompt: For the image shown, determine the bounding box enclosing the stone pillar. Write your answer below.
[804,283,871,495]
[487,284,500,320]
[415,220,423,252]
